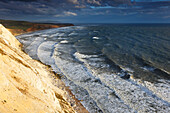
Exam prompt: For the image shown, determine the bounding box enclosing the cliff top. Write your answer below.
[0,20,74,36]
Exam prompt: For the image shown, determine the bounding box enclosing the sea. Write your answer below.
[17,24,170,113]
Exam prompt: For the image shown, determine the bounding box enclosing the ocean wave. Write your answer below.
[60,40,69,44]
[17,25,170,113]
[142,66,155,72]
[37,41,56,65]
[53,46,133,112]
[74,52,99,59]
[93,37,100,40]
[68,32,78,36]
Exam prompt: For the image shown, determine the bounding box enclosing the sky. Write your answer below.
[0,0,170,23]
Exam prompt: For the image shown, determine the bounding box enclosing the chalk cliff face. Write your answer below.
[0,24,75,113]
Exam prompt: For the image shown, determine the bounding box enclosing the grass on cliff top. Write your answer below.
[0,19,32,31]
[0,19,74,31]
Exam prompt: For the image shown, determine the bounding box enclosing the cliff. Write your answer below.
[0,24,76,112]
[0,19,74,36]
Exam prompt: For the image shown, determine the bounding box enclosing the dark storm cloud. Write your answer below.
[0,0,169,11]
[0,0,75,16]
[0,0,170,22]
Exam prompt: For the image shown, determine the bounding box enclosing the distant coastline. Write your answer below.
[0,19,74,36]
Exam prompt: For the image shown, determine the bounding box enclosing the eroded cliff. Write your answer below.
[0,24,75,113]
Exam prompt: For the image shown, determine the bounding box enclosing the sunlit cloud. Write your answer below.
[54,11,77,17]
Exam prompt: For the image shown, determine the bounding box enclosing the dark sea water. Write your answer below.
[17,24,170,113]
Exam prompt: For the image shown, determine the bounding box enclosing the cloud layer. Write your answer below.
[0,0,170,22]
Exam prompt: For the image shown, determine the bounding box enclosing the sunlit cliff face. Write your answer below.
[0,0,170,23]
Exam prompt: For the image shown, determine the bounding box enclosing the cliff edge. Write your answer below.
[0,24,75,112]
[0,19,74,36]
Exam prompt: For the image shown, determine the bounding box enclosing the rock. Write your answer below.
[0,24,75,113]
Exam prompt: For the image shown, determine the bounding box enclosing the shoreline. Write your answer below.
[14,26,89,112]
[36,60,89,113]
[16,26,89,113]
